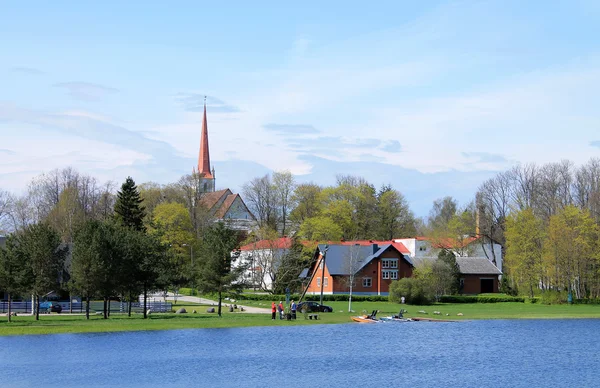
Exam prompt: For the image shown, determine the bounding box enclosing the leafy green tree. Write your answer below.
[298,216,343,241]
[195,222,245,316]
[438,249,461,294]
[0,235,29,322]
[114,176,146,232]
[289,183,322,225]
[18,223,68,320]
[505,208,545,297]
[375,185,416,239]
[272,237,308,294]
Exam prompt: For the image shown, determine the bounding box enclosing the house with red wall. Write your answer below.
[301,242,414,296]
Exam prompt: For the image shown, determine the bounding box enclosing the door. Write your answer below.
[480,278,494,293]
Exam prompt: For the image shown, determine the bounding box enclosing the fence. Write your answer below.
[0,301,172,314]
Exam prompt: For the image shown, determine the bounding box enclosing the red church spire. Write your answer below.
[198,96,213,178]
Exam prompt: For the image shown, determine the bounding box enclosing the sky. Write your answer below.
[1,0,599,217]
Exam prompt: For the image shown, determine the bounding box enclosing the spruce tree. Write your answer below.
[114,176,146,231]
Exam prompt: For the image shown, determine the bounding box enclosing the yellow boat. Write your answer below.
[351,310,381,323]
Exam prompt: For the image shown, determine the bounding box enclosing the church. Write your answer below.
[194,99,255,232]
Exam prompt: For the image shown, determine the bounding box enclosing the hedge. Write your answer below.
[439,295,525,303]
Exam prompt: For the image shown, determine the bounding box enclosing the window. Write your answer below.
[419,245,426,251]
[382,271,390,279]
[382,259,398,269]
[317,277,321,287]
[324,277,328,287]
[319,260,323,269]
[390,271,398,280]
[363,278,372,288]
[382,260,389,269]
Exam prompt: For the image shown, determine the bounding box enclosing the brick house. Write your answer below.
[301,242,414,296]
[456,257,502,294]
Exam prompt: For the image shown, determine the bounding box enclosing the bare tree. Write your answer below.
[273,171,296,237]
[0,190,13,233]
[243,174,277,231]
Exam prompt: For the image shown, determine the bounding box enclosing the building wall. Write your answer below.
[305,254,334,294]
[461,274,499,294]
[308,248,413,296]
[225,196,254,221]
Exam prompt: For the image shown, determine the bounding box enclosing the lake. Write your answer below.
[1,319,599,387]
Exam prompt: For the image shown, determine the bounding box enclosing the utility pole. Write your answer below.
[319,245,328,306]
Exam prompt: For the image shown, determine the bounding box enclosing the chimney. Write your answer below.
[475,207,481,237]
[372,243,379,254]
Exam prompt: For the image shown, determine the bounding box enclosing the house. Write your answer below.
[237,237,294,291]
[301,242,414,296]
[396,236,503,272]
[456,257,502,294]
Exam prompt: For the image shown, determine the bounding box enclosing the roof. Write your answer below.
[316,243,413,276]
[200,189,231,211]
[334,240,411,255]
[239,237,294,251]
[456,257,502,275]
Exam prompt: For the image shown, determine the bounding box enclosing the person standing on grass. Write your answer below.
[271,302,276,320]
[290,300,297,320]
[278,301,284,320]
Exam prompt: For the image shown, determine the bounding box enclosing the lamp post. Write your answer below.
[319,245,328,306]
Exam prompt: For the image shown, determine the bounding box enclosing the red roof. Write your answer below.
[239,237,294,251]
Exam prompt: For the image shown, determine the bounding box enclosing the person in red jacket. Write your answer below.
[271,302,276,320]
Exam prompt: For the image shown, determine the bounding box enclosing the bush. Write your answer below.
[540,290,568,305]
[389,278,432,305]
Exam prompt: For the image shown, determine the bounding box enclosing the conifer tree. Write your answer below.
[114,176,146,231]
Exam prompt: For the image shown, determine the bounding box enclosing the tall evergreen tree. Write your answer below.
[114,176,146,231]
[196,222,245,316]
[0,235,29,322]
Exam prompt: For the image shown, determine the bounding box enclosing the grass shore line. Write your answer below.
[1,301,600,336]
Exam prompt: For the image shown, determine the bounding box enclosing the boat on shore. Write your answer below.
[351,310,382,323]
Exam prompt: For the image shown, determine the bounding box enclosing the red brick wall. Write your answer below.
[461,275,499,294]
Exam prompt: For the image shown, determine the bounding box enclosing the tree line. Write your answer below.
[0,173,244,321]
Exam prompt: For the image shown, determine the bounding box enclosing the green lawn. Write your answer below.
[2,301,600,336]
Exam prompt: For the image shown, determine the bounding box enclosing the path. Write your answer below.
[146,293,271,314]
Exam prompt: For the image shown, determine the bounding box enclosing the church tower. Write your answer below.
[195,97,215,193]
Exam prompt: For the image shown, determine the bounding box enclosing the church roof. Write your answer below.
[197,100,213,178]
[214,194,239,219]
[200,189,231,211]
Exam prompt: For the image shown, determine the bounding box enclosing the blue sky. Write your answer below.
[1,0,599,217]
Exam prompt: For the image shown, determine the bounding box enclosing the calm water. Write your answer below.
[1,320,599,387]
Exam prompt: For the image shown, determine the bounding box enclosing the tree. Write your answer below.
[0,190,13,234]
[438,249,460,294]
[242,174,277,231]
[272,171,296,237]
[0,235,29,322]
[272,237,308,294]
[298,216,343,241]
[340,243,363,312]
[289,183,322,225]
[114,176,146,231]
[505,208,545,297]
[195,222,245,316]
[150,202,194,290]
[428,196,458,232]
[18,223,68,320]
[71,220,107,319]
[375,185,416,239]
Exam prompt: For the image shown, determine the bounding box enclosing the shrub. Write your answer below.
[540,290,568,305]
[389,278,432,305]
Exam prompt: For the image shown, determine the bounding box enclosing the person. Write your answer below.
[271,302,276,320]
[401,296,405,304]
[278,301,284,320]
[290,300,297,320]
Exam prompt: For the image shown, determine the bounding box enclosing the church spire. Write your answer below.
[198,96,213,178]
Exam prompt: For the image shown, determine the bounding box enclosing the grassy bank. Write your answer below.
[1,301,600,336]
